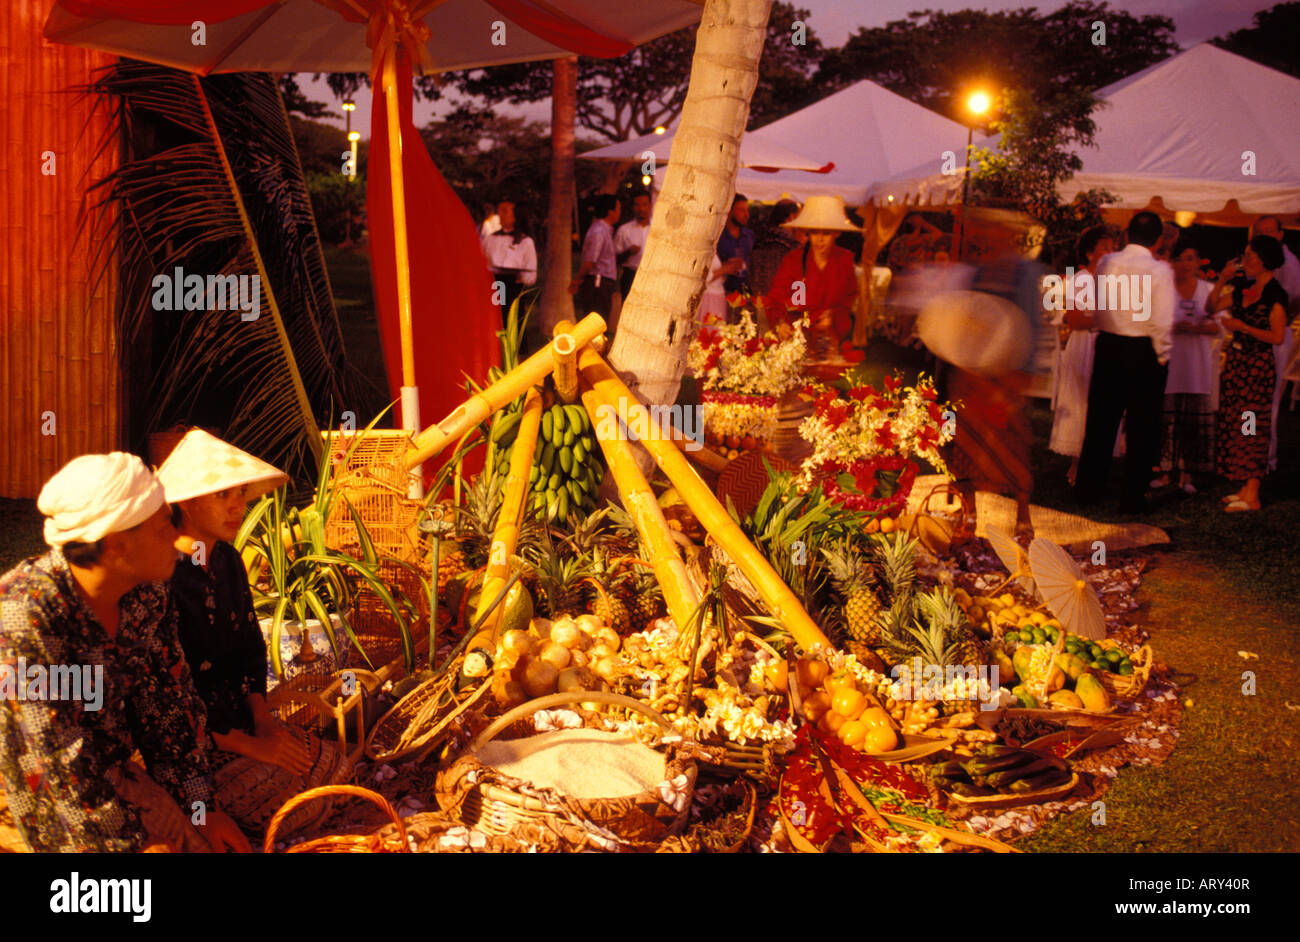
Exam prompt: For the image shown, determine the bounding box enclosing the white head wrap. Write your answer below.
[37,452,166,547]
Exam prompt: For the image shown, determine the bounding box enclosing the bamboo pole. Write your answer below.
[578,378,701,632]
[469,388,544,651]
[551,320,579,404]
[577,348,831,652]
[404,313,605,469]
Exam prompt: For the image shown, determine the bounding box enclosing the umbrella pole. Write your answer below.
[383,50,423,498]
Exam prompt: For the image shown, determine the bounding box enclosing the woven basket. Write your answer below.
[1096,639,1153,699]
[263,784,409,853]
[323,429,420,496]
[365,673,492,764]
[437,691,698,853]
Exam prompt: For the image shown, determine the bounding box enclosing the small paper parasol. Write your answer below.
[1028,538,1105,642]
[985,525,1035,595]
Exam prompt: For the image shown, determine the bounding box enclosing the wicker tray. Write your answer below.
[263,784,409,853]
[946,772,1080,810]
[365,672,492,764]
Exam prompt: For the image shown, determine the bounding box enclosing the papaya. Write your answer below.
[1075,672,1111,712]
[993,649,1017,688]
[1012,646,1034,682]
[1011,684,1039,709]
[1048,689,1085,710]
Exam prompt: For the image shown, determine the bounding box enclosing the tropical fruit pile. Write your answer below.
[925,744,1073,798]
[490,402,605,521]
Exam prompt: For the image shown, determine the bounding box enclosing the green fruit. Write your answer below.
[541,442,555,471]
[1012,646,1034,682]
[1018,629,1034,643]
[542,411,553,441]
[573,442,586,465]
[1075,672,1111,712]
[551,404,566,433]
[548,473,561,492]
[566,479,582,504]
[1089,659,1105,671]
[529,465,539,485]
[561,428,574,448]
[1088,644,1103,660]
[1065,642,1080,655]
[491,410,521,444]
[1032,628,1046,645]
[1105,648,1123,663]
[555,489,569,521]
[559,447,573,474]
[993,650,1017,688]
[1118,661,1134,676]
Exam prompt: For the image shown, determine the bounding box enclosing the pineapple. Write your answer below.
[434,538,468,596]
[821,539,884,645]
[625,566,665,632]
[583,548,630,634]
[525,529,589,618]
[870,532,917,612]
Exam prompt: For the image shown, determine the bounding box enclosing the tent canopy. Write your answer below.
[1060,43,1300,215]
[866,44,1300,218]
[580,126,830,173]
[730,80,972,207]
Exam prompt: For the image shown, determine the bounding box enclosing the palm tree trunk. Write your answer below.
[539,56,578,337]
[608,0,773,409]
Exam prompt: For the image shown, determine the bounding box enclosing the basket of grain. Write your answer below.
[435,691,699,852]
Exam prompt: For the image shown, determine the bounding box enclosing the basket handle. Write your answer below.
[262,783,407,853]
[470,691,676,752]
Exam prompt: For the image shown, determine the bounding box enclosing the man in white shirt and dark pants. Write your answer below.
[480,199,537,324]
[570,193,621,331]
[615,189,652,299]
[1075,211,1176,513]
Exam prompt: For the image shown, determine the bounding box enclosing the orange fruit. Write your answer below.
[795,657,829,690]
[838,719,868,748]
[863,725,900,754]
[824,672,858,697]
[879,517,896,533]
[831,687,866,720]
[865,518,881,534]
[860,706,893,730]
[818,712,846,736]
[764,660,789,693]
[802,689,832,722]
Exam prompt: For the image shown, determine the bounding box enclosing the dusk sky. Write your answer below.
[304,0,1272,136]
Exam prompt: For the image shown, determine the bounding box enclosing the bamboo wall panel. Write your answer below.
[1,0,119,498]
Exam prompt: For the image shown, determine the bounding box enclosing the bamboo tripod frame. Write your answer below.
[400,322,832,654]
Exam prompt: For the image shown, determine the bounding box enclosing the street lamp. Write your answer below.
[342,98,355,138]
[347,130,360,182]
[956,90,991,261]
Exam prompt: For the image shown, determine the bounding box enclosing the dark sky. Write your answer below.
[305,1,1272,133]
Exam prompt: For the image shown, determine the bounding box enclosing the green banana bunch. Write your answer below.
[491,402,604,522]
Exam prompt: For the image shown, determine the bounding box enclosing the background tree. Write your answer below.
[443,2,821,143]
[1212,2,1300,79]
[816,2,1178,122]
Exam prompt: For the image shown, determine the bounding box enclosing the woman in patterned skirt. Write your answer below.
[1208,236,1290,511]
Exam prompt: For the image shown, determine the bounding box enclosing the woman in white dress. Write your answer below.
[1050,226,1116,484]
[1152,239,1219,492]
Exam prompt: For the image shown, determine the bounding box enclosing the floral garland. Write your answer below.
[818,455,920,515]
[796,372,956,494]
[687,310,808,399]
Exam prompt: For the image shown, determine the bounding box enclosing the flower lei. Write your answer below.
[796,372,956,493]
[687,311,808,398]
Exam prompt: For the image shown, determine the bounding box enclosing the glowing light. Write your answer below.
[347,131,360,142]
[1175,211,1197,227]
[967,91,991,116]
[653,126,667,135]
[641,175,652,185]
[342,100,356,112]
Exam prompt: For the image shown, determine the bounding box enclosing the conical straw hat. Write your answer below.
[781,195,859,232]
[156,429,288,504]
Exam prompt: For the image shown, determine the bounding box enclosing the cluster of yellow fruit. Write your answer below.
[862,516,898,535]
[954,589,1058,637]
[769,658,901,754]
[487,615,622,708]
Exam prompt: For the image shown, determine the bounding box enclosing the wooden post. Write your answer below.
[578,378,700,632]
[552,320,580,404]
[578,347,831,653]
[405,313,605,469]
[470,388,544,649]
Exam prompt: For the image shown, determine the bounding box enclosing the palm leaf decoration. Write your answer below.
[85,60,370,479]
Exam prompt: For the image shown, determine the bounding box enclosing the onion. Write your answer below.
[463,651,491,679]
[521,658,559,698]
[593,627,621,652]
[550,619,582,649]
[588,643,615,661]
[502,629,536,657]
[538,641,571,670]
[575,614,603,634]
[592,656,621,683]
[556,666,597,694]
[530,617,553,639]
[569,649,589,669]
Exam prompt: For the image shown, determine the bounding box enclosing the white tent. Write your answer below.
[867,44,1300,216]
[1059,44,1300,214]
[580,126,829,172]
[731,80,972,206]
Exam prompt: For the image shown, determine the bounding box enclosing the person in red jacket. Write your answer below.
[762,195,860,351]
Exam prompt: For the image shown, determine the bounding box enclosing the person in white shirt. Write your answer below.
[1049,225,1117,483]
[570,193,621,330]
[1153,238,1220,493]
[1075,211,1176,513]
[480,199,537,323]
[614,189,652,299]
[1252,216,1299,472]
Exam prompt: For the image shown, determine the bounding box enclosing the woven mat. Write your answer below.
[904,475,1169,554]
